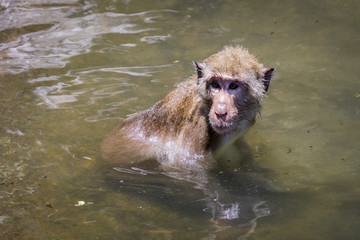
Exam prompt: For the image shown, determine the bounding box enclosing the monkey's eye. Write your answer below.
[229,82,239,90]
[210,81,221,89]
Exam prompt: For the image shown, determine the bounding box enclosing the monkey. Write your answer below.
[101,46,274,172]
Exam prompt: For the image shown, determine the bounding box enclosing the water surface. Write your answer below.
[0,0,359,239]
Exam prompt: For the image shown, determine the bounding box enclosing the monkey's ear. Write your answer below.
[193,61,206,79]
[262,68,274,92]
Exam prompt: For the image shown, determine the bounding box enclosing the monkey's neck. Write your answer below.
[209,119,255,151]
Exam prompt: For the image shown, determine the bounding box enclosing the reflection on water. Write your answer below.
[32,64,171,110]
[107,153,274,240]
[1,7,177,74]
[1,0,360,239]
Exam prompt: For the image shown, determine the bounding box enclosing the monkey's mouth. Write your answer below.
[211,122,234,134]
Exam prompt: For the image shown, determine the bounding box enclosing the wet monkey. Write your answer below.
[101,46,274,170]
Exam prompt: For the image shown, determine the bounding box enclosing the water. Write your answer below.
[0,0,359,239]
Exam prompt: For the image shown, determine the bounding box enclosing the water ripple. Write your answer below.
[31,64,172,110]
[79,64,172,77]
[0,6,178,74]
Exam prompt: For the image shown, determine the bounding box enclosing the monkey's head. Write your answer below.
[194,46,274,135]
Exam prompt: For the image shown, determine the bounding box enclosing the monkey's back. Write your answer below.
[101,76,212,170]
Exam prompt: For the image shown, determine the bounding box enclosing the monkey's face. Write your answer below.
[193,46,274,135]
[207,77,256,135]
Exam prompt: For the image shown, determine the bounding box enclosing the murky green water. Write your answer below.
[0,0,359,239]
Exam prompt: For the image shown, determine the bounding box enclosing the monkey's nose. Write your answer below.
[215,110,227,121]
[215,104,227,120]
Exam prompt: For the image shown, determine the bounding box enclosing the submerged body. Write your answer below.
[101,46,274,171]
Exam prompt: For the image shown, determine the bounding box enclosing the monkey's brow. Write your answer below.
[210,75,243,82]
